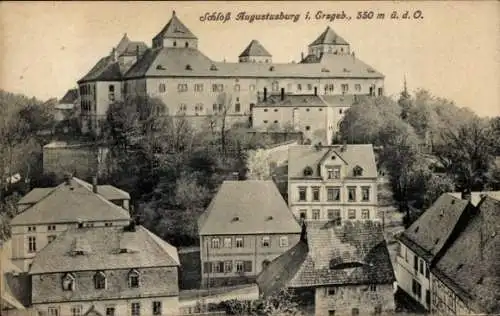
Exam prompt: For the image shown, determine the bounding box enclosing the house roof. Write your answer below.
[17,188,53,205]
[78,56,123,83]
[153,11,197,40]
[59,88,78,104]
[433,196,500,314]
[449,191,500,207]
[256,94,327,108]
[119,41,149,57]
[287,144,378,179]
[198,180,301,235]
[239,40,272,57]
[29,225,180,274]
[257,221,395,296]
[398,194,471,262]
[309,26,349,46]
[124,47,383,79]
[11,177,130,226]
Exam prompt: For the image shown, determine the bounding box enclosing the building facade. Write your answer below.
[77,11,384,135]
[198,180,301,287]
[287,144,379,223]
[10,176,131,272]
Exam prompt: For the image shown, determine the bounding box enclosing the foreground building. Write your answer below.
[257,220,396,316]
[77,11,384,135]
[198,180,301,287]
[287,144,379,223]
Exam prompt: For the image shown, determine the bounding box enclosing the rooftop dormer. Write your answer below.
[308,26,350,58]
[152,11,198,49]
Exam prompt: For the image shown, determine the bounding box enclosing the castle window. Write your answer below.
[299,209,307,219]
[355,84,361,92]
[213,104,217,112]
[361,186,370,201]
[348,209,356,219]
[279,236,289,247]
[194,83,204,92]
[211,238,220,249]
[307,84,312,91]
[353,166,364,176]
[177,83,188,92]
[249,84,256,91]
[223,237,232,248]
[47,235,56,243]
[263,120,268,124]
[261,236,270,247]
[28,236,37,253]
[327,287,336,295]
[235,103,241,112]
[94,271,106,289]
[70,306,82,316]
[312,187,320,201]
[274,120,278,124]
[297,84,302,92]
[312,209,320,220]
[185,64,192,70]
[62,273,76,291]
[48,307,59,316]
[131,303,141,316]
[234,84,240,92]
[298,187,307,201]
[212,84,224,92]
[128,269,140,288]
[159,83,166,93]
[173,41,177,47]
[152,301,162,315]
[272,81,279,92]
[327,187,340,201]
[235,237,244,248]
[179,103,187,112]
[195,103,204,113]
[303,166,313,176]
[362,209,370,219]
[348,187,356,201]
[341,84,349,94]
[185,42,189,48]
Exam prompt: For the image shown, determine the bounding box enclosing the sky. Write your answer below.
[0,1,499,117]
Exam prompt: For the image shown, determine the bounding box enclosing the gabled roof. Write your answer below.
[115,33,131,55]
[153,11,197,40]
[433,196,500,314]
[11,177,130,226]
[29,226,180,274]
[198,180,301,235]
[239,40,272,57]
[287,144,378,179]
[398,194,472,262]
[309,26,349,46]
[257,221,395,296]
[59,88,79,104]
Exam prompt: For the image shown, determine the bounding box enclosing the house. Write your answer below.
[430,195,499,315]
[77,11,384,135]
[287,144,379,223]
[10,176,131,272]
[29,223,180,316]
[257,220,396,316]
[55,88,80,122]
[198,180,301,287]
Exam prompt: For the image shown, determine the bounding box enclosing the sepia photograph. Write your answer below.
[0,1,498,315]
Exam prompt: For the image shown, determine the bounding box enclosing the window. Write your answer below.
[305,125,310,131]
[212,84,224,92]
[353,166,363,176]
[153,301,162,315]
[224,261,232,273]
[378,87,383,96]
[235,102,241,112]
[235,237,244,248]
[329,311,336,316]
[307,84,313,91]
[327,166,341,179]
[159,83,166,93]
[412,279,422,300]
[211,238,220,249]
[361,187,370,201]
[330,210,342,226]
[94,271,106,289]
[352,308,359,316]
[71,306,82,316]
[236,261,244,272]
[312,209,320,220]
[131,302,141,316]
[249,84,255,91]
[28,236,37,253]
[129,269,140,288]
[419,259,424,274]
[327,287,336,295]
[425,290,430,306]
[108,85,115,102]
[194,83,204,92]
[299,209,307,220]
[341,84,349,94]
[244,261,252,272]
[105,222,113,227]
[297,84,302,91]
[425,266,430,279]
[213,103,218,112]
[369,284,377,291]
[48,307,59,316]
[279,236,289,247]
[178,103,187,112]
[348,209,356,220]
[327,187,340,201]
[374,305,382,315]
[173,41,177,47]
[348,187,356,202]
[28,226,36,232]
[177,83,188,92]
[185,41,189,48]
[62,273,75,291]
[355,84,361,92]
[312,187,320,201]
[105,307,115,316]
[232,84,240,92]
[218,104,223,112]
[325,84,334,92]
[223,237,232,248]
[47,235,56,243]
[360,209,370,219]
[261,236,270,247]
[414,256,418,271]
[48,225,56,231]
[298,187,307,201]
[195,103,204,113]
[272,81,279,91]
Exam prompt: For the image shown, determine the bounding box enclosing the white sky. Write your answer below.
[0,1,498,117]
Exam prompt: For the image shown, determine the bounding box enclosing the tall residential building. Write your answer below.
[198,180,301,287]
[10,176,131,272]
[287,144,379,223]
[77,11,384,135]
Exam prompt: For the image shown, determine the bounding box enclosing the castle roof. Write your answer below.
[239,40,272,57]
[153,11,197,40]
[309,26,349,46]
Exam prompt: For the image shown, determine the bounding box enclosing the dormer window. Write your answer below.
[210,64,218,71]
[327,166,341,179]
[94,271,106,290]
[62,273,76,291]
[269,66,275,72]
[156,65,166,70]
[353,166,363,176]
[128,269,140,288]
[303,166,314,177]
[185,64,192,70]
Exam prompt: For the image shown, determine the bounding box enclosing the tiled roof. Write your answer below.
[78,56,123,83]
[257,221,395,296]
[287,144,378,179]
[29,226,179,274]
[59,88,78,104]
[433,196,500,314]
[17,188,52,205]
[11,178,130,226]
[309,26,349,46]
[398,194,472,262]
[198,180,301,235]
[124,47,383,79]
[239,40,272,57]
[153,11,197,40]
[449,191,500,207]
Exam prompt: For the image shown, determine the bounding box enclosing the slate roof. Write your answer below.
[398,194,472,262]
[11,177,130,226]
[153,11,197,40]
[124,47,383,79]
[309,26,349,46]
[59,88,78,104]
[449,191,500,206]
[239,40,272,57]
[29,225,180,274]
[198,180,301,235]
[433,196,500,314]
[287,144,378,179]
[257,221,395,297]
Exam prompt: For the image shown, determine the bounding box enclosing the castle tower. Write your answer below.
[238,40,272,63]
[308,26,350,58]
[152,11,198,49]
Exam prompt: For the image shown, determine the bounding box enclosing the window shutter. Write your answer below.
[244,261,252,272]
[203,262,210,274]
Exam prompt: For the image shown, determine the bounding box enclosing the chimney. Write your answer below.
[263,87,268,102]
[280,88,285,101]
[92,176,98,194]
[314,87,318,96]
[301,52,304,61]
[461,189,472,202]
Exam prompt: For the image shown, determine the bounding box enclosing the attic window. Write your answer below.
[62,273,76,291]
[185,64,192,70]
[210,64,218,71]
[343,68,351,73]
[156,65,166,70]
[353,166,363,176]
[128,269,140,288]
[321,68,330,72]
[303,166,314,177]
[367,68,375,73]
[266,216,274,221]
[232,216,240,222]
[269,66,275,71]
